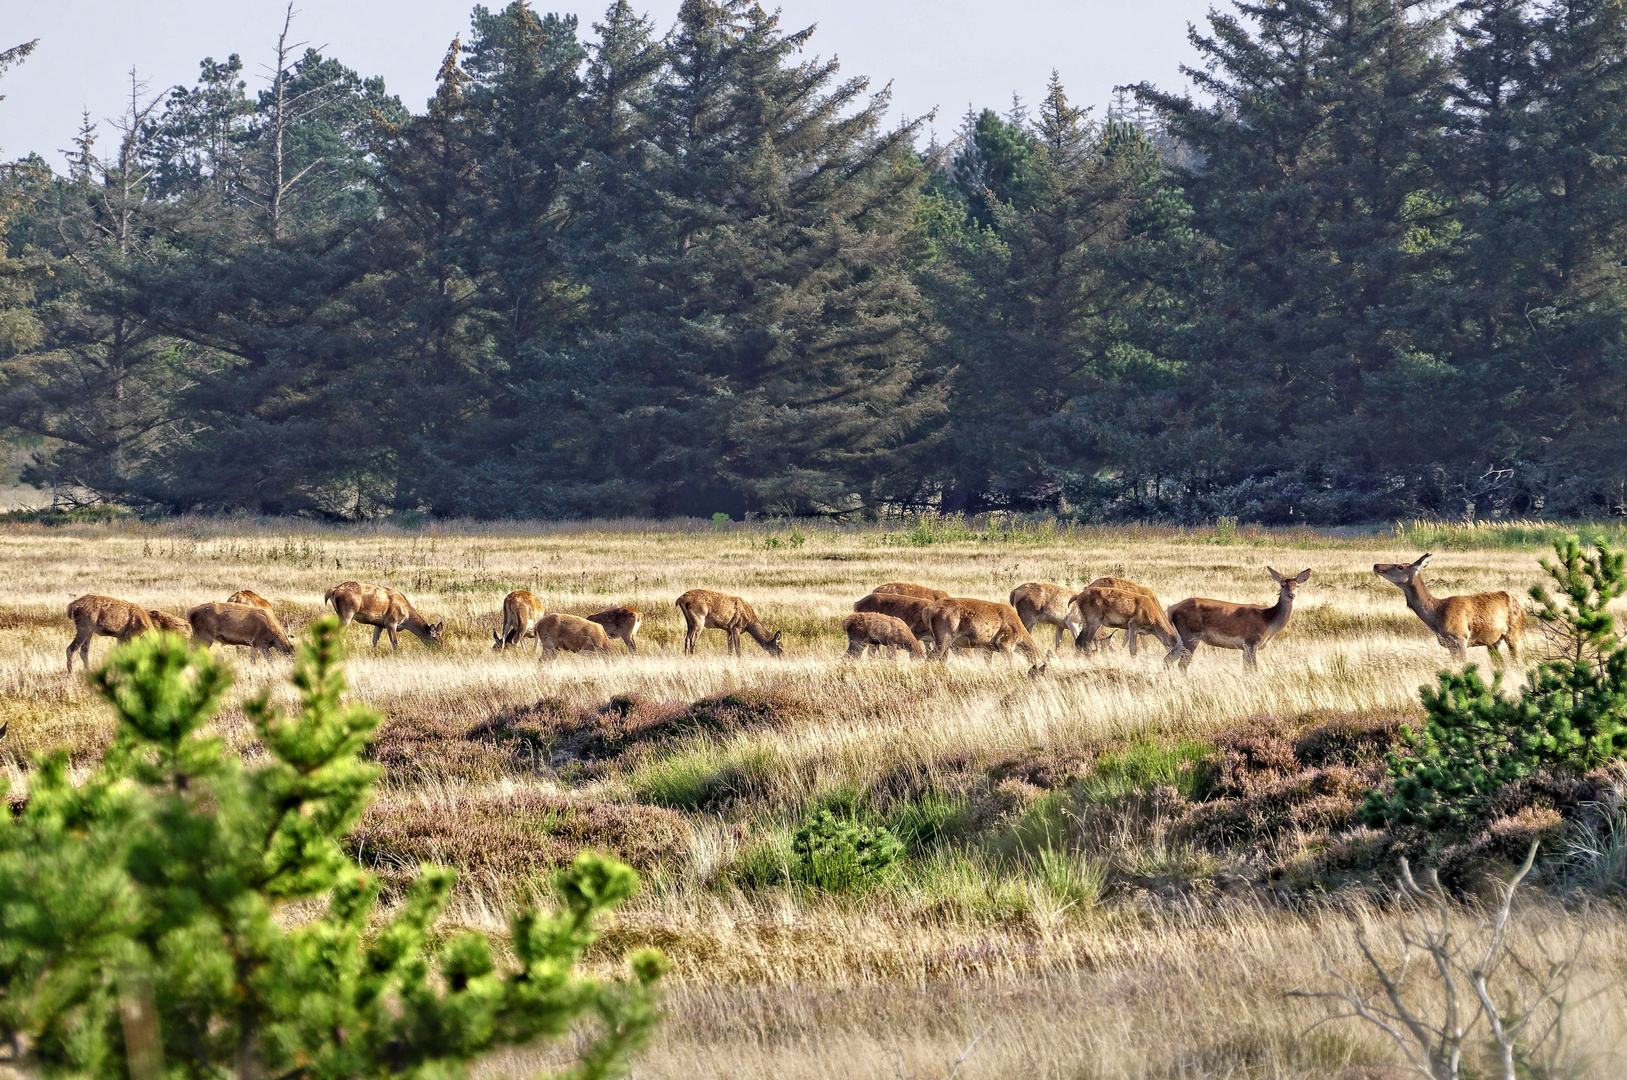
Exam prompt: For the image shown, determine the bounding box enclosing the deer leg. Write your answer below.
[1126,624,1140,657]
[1242,644,1259,670]
[388,626,400,650]
[67,629,91,672]
[1178,638,1197,672]
[370,626,384,648]
[1502,633,1519,661]
[683,616,699,655]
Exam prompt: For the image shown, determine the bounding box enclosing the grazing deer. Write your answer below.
[324,581,443,649]
[853,592,937,639]
[146,610,193,638]
[676,589,784,656]
[1374,553,1524,663]
[1084,576,1159,651]
[872,582,949,601]
[1069,587,1180,657]
[533,613,614,656]
[1166,568,1312,671]
[66,595,154,672]
[587,607,641,652]
[1009,582,1086,650]
[493,589,546,651]
[188,602,294,660]
[843,612,926,659]
[923,597,1044,672]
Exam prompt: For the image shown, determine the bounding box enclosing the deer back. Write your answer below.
[853,592,936,635]
[1009,582,1072,623]
[69,595,153,639]
[188,602,293,651]
[873,582,949,601]
[147,610,194,638]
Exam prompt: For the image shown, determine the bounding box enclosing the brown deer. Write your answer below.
[1069,586,1180,657]
[1009,582,1087,650]
[492,589,545,651]
[227,589,275,616]
[1166,568,1312,671]
[324,581,443,649]
[66,595,154,671]
[675,589,784,656]
[1373,553,1524,663]
[843,612,926,659]
[923,597,1044,671]
[851,592,943,654]
[587,606,641,652]
[188,602,295,660]
[146,610,193,638]
[872,582,949,601]
[1084,576,1159,651]
[533,613,614,656]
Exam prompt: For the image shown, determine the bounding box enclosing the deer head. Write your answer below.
[1268,567,1313,596]
[429,620,445,646]
[765,630,784,656]
[1373,553,1431,585]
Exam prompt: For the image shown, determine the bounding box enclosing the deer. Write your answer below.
[145,610,193,638]
[227,589,276,616]
[843,611,927,659]
[587,607,642,653]
[1069,586,1180,658]
[1009,582,1088,651]
[65,595,155,671]
[188,602,295,660]
[872,582,949,601]
[1083,576,1160,651]
[1373,553,1525,663]
[675,589,784,656]
[852,592,940,652]
[922,597,1044,672]
[1166,567,1312,671]
[533,613,614,656]
[324,581,443,649]
[493,589,546,651]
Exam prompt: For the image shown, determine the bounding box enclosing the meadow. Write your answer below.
[1,513,1624,1078]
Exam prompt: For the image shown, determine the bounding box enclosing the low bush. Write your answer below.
[789,810,903,894]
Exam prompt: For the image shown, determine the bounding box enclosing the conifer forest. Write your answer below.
[5,0,1627,524]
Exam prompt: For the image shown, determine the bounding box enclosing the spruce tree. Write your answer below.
[0,618,664,1079]
[537,0,941,517]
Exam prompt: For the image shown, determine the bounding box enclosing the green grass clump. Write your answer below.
[629,743,782,810]
[1083,739,1215,802]
[884,792,973,851]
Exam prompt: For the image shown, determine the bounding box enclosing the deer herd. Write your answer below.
[58,553,1525,676]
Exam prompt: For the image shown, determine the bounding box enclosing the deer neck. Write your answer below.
[1398,575,1447,632]
[402,609,435,643]
[744,621,776,648]
[1262,587,1296,637]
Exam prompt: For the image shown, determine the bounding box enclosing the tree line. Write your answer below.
[3,0,1627,523]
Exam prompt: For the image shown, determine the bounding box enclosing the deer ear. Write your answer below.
[1414,553,1432,569]
[1294,569,1312,584]
[1267,567,1285,583]
[772,630,783,643]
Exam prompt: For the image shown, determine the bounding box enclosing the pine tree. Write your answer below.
[0,617,664,1079]
[537,0,941,517]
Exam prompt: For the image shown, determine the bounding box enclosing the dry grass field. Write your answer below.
[3,513,1625,1078]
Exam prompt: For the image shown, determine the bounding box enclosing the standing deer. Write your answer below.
[872,582,949,601]
[1166,568,1312,671]
[675,589,783,656]
[1084,577,1159,652]
[533,613,614,656]
[843,612,926,659]
[1373,553,1524,663]
[923,597,1044,672]
[493,589,545,651]
[227,589,276,616]
[1009,582,1083,650]
[324,581,443,649]
[587,607,641,652]
[1069,586,1180,658]
[66,595,153,672]
[188,602,294,660]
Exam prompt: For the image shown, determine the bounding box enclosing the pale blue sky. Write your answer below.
[0,0,1214,167]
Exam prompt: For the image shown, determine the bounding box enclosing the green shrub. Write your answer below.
[788,810,903,894]
[1364,537,1627,832]
[884,791,973,850]
[0,618,663,1080]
